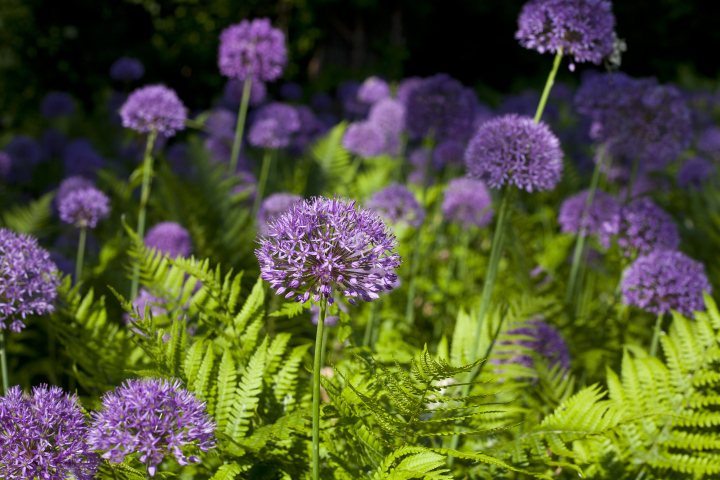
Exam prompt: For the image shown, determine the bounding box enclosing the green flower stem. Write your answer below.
[0,330,8,394]
[534,47,564,124]
[253,149,273,216]
[74,226,87,286]
[229,76,253,176]
[312,299,327,480]
[457,228,472,284]
[363,300,379,348]
[130,129,158,300]
[650,312,664,357]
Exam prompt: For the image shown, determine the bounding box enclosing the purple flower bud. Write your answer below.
[120,85,188,137]
[58,187,111,229]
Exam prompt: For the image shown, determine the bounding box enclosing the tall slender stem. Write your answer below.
[650,312,664,357]
[229,76,253,176]
[0,330,8,394]
[130,129,158,300]
[625,156,640,204]
[363,300,379,348]
[312,299,327,480]
[534,48,563,123]
[457,228,472,285]
[74,226,87,285]
[253,149,273,216]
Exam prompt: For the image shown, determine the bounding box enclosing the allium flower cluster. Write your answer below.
[110,56,145,81]
[1,229,59,332]
[516,0,616,69]
[465,114,564,192]
[204,108,236,138]
[58,187,111,228]
[40,91,76,119]
[405,74,476,141]
[144,222,193,258]
[0,385,99,480]
[367,184,425,228]
[257,193,303,235]
[493,318,571,372]
[433,140,465,169]
[697,125,720,158]
[621,250,711,316]
[558,189,620,238]
[291,106,327,153]
[248,102,301,149]
[56,176,94,204]
[442,178,494,229]
[63,138,106,178]
[677,157,715,189]
[342,122,386,158]
[6,135,42,167]
[255,196,402,306]
[616,198,679,255]
[357,76,391,105]
[218,18,287,82]
[368,99,406,135]
[120,85,188,137]
[88,378,216,477]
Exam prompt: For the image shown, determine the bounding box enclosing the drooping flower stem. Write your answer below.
[130,129,158,300]
[229,76,253,176]
[74,226,87,285]
[312,299,328,480]
[253,149,273,216]
[534,47,563,123]
[650,312,664,357]
[0,330,8,394]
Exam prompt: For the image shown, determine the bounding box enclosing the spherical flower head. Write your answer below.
[40,91,76,119]
[405,74,476,141]
[280,82,303,101]
[465,114,564,192]
[248,102,301,149]
[255,195,402,306]
[218,18,287,82]
[338,80,370,119]
[433,139,465,169]
[492,318,571,375]
[0,229,59,332]
[88,377,216,476]
[558,189,620,240]
[442,177,494,229]
[120,85,188,137]
[368,98,406,135]
[223,78,266,107]
[144,222,193,259]
[6,135,41,167]
[697,125,720,157]
[204,108,236,138]
[516,0,616,69]
[396,76,422,106]
[0,385,99,480]
[310,302,347,326]
[257,193,302,235]
[342,122,386,158]
[0,152,10,179]
[110,56,145,81]
[56,176,94,204]
[678,157,715,190]
[58,187,111,229]
[357,76,391,105]
[621,250,711,316]
[617,198,679,256]
[62,139,106,178]
[367,184,425,228]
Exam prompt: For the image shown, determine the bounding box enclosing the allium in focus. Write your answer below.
[442,177,494,229]
[255,196,402,306]
[621,250,711,316]
[0,229,59,332]
[0,385,99,480]
[120,85,188,137]
[88,377,216,477]
[144,222,193,258]
[367,184,425,228]
[58,187,111,228]
[257,192,302,235]
[218,18,287,82]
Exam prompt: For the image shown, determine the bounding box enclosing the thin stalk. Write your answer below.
[130,129,158,300]
[534,48,564,123]
[0,330,8,394]
[74,226,87,285]
[363,300,379,348]
[320,323,330,369]
[253,149,273,216]
[229,76,253,175]
[457,228,472,285]
[625,156,641,204]
[650,313,664,357]
[312,299,327,480]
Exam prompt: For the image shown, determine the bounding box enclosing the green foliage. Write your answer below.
[0,191,54,235]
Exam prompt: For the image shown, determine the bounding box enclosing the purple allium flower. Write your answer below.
[120,85,188,137]
[310,302,347,326]
[0,229,59,332]
[342,122,386,158]
[40,128,67,160]
[357,76,391,105]
[204,135,232,163]
[255,195,402,306]
[280,82,303,101]
[368,98,406,135]
[678,157,715,189]
[516,0,616,70]
[493,318,571,372]
[6,135,41,166]
[433,139,465,169]
[558,189,620,239]
[144,222,193,258]
[56,176,95,204]
[248,102,301,149]
[396,77,422,106]
[291,106,327,154]
[58,187,111,229]
[62,139,106,178]
[0,152,10,179]
[223,78,267,108]
[616,198,679,255]
[124,289,166,325]
[621,250,711,316]
[367,184,425,228]
[405,74,476,141]
[40,91,75,119]
[257,192,302,235]
[0,385,99,480]
[465,114,563,192]
[311,92,334,112]
[697,125,720,157]
[204,108,236,138]
[338,80,370,119]
[218,18,287,82]
[442,177,494,229]
[110,56,145,81]
[407,147,433,186]
[88,377,216,476]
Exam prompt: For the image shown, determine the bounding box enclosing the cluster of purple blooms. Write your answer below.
[144,222,194,258]
[442,178,494,229]
[558,189,620,239]
[58,187,111,229]
[367,184,425,228]
[493,318,571,375]
[248,102,302,149]
[257,192,303,235]
[120,84,188,137]
[218,18,287,82]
